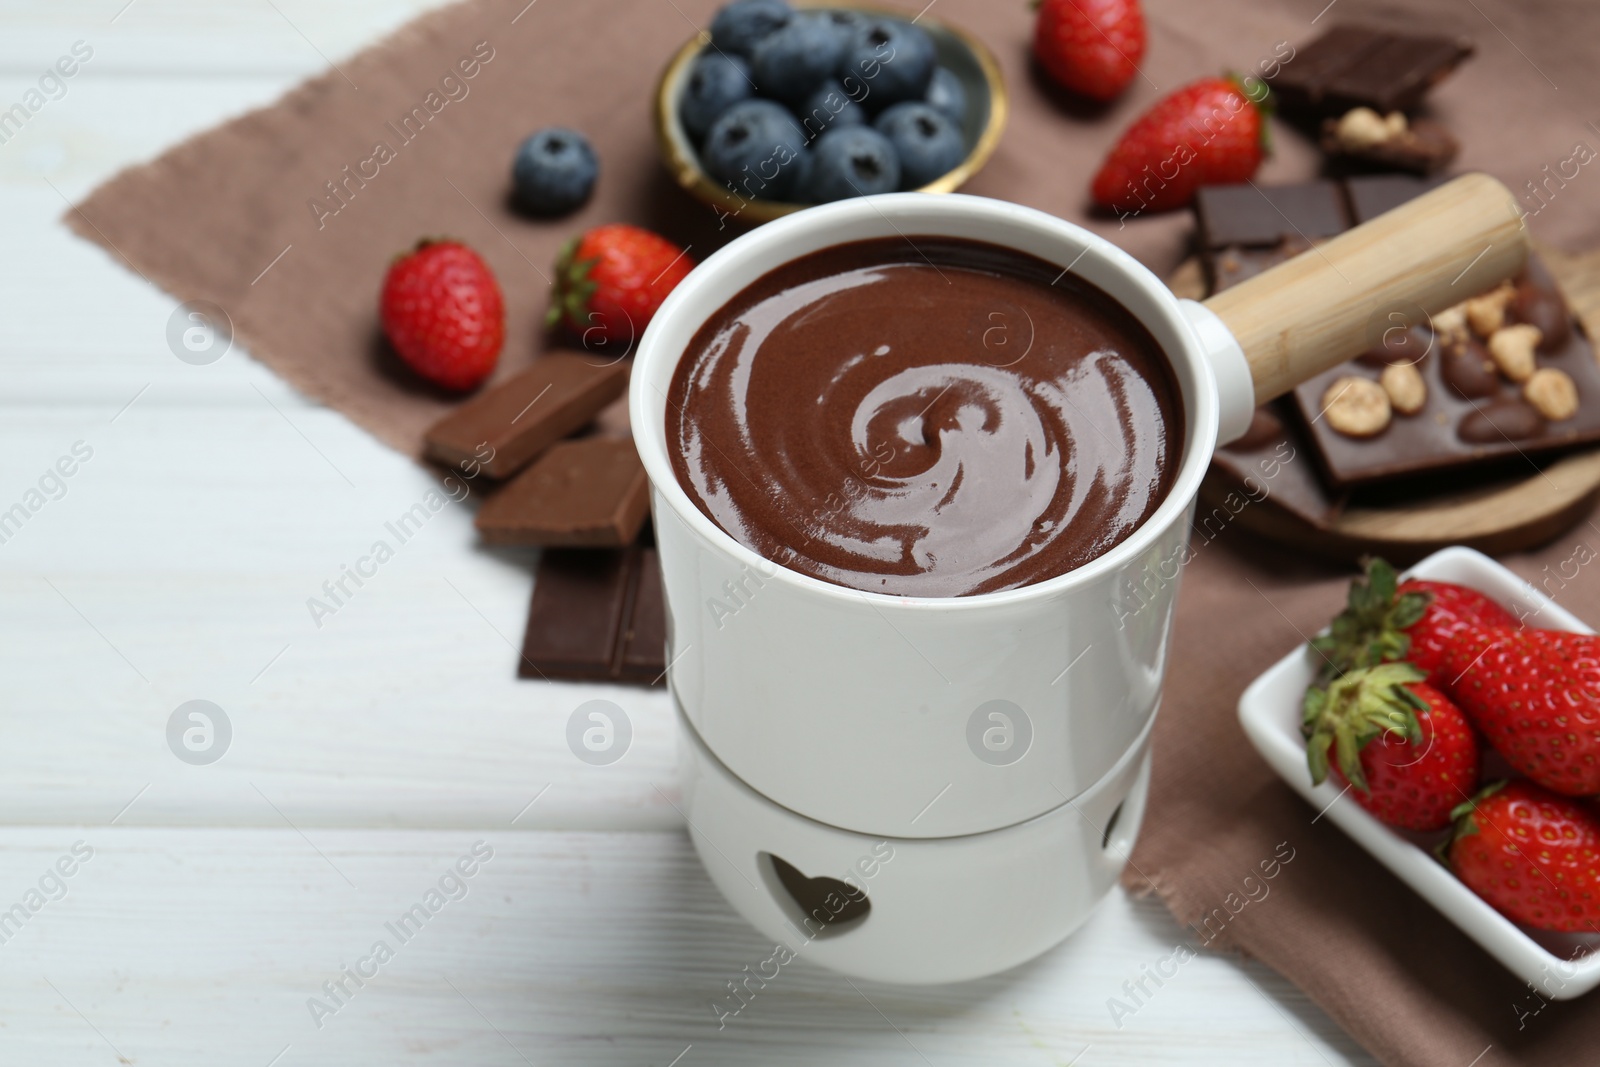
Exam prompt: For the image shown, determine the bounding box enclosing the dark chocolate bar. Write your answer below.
[1292,253,1600,488]
[1198,175,1598,521]
[1270,24,1473,117]
[475,437,649,547]
[518,543,666,685]
[424,352,629,478]
[1195,182,1349,296]
[618,547,668,684]
[519,547,637,681]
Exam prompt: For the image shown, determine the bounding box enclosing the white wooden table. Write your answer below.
[0,2,1378,1062]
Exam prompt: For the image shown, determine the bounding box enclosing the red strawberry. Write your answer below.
[1398,578,1520,674]
[1441,626,1600,796]
[1303,663,1480,831]
[1032,0,1146,103]
[380,240,504,391]
[548,224,693,347]
[1090,77,1266,214]
[1443,780,1600,932]
[1309,557,1519,683]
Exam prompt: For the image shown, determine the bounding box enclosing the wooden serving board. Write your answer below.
[1176,244,1600,564]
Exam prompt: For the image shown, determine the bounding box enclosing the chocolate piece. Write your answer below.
[1194,183,1347,294]
[1271,25,1473,117]
[518,545,666,685]
[1210,240,1313,293]
[1195,181,1349,249]
[1439,339,1500,399]
[667,237,1184,597]
[1234,406,1286,451]
[1345,173,1449,224]
[1200,175,1599,512]
[1356,325,1431,367]
[1286,175,1600,487]
[1320,115,1458,175]
[1211,401,1346,527]
[475,437,650,547]
[518,548,635,681]
[1510,279,1574,350]
[424,353,630,479]
[1458,399,1544,444]
[1293,253,1600,487]
[618,547,667,683]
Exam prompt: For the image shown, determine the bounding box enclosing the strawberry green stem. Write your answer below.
[1308,557,1431,686]
[1302,662,1427,792]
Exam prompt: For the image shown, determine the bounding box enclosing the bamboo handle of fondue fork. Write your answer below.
[1204,173,1529,405]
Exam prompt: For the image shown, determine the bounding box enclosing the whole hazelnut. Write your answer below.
[1321,376,1391,437]
[1524,367,1579,421]
[1380,362,1427,414]
[1465,282,1516,338]
[1335,107,1393,149]
[1430,303,1470,349]
[1488,323,1543,382]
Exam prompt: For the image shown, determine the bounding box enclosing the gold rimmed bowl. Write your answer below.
[654,2,1008,225]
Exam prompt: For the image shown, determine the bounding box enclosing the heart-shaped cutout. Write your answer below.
[760,853,871,938]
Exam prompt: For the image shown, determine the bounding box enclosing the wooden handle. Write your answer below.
[1204,173,1529,405]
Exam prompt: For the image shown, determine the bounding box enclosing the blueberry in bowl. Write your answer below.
[655,1,1007,222]
[925,66,967,126]
[874,101,966,189]
[701,99,810,202]
[751,12,849,103]
[680,52,754,141]
[710,0,794,58]
[798,79,867,136]
[839,16,937,109]
[803,125,902,202]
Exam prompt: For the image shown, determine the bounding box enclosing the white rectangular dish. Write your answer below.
[1238,545,1600,999]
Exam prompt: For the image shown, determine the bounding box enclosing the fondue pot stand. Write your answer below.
[629,176,1527,984]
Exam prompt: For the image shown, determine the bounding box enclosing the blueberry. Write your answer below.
[839,19,936,110]
[874,102,965,188]
[795,79,866,141]
[750,12,846,102]
[709,0,792,58]
[810,9,866,51]
[925,67,968,127]
[679,51,753,140]
[804,126,901,202]
[511,127,598,216]
[702,99,808,201]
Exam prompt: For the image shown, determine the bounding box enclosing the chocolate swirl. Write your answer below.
[667,238,1183,597]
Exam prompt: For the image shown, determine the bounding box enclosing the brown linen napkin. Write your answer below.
[67,0,1600,1063]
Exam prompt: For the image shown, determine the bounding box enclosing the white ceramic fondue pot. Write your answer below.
[630,176,1526,983]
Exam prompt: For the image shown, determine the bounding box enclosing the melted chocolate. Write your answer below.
[666,237,1184,597]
